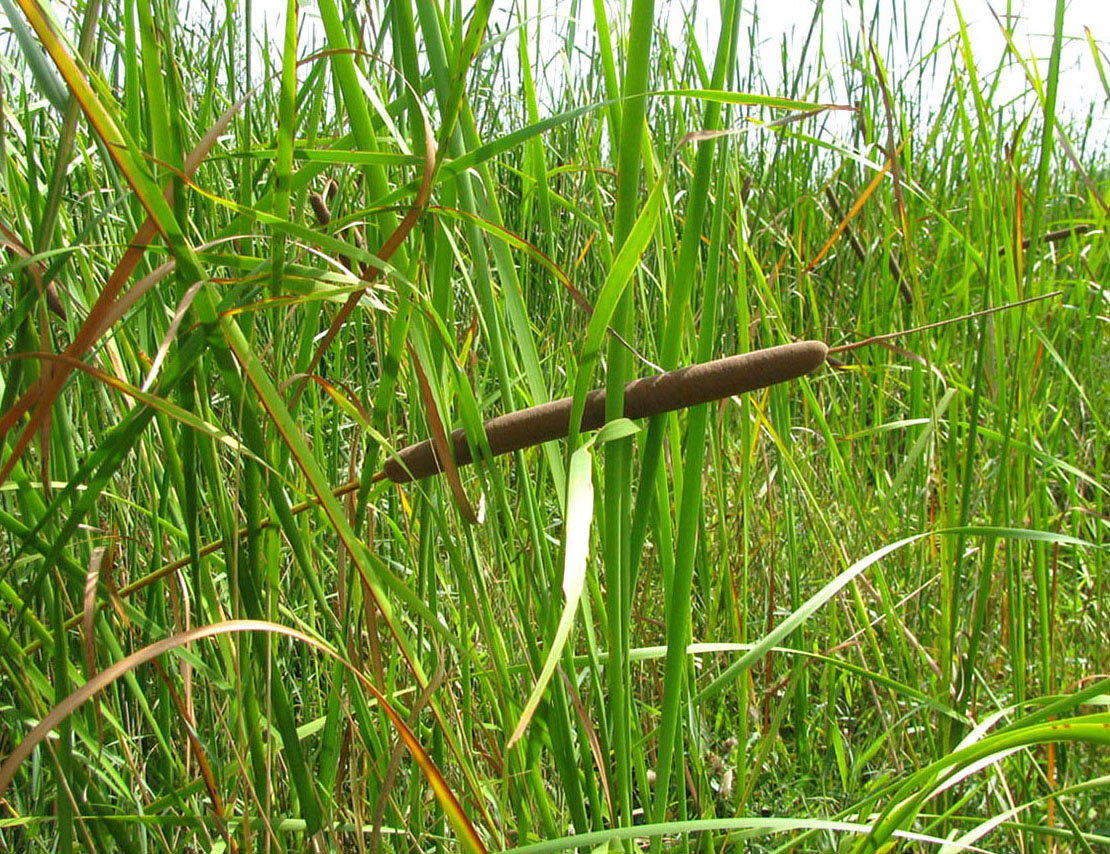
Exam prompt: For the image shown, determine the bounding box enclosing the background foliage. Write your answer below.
[0,0,1107,851]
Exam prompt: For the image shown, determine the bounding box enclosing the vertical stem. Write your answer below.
[604,0,656,832]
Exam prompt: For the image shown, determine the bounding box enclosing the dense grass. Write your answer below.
[0,0,1107,851]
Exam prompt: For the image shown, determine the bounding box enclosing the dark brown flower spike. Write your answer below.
[384,340,828,483]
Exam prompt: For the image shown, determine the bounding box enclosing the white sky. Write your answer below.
[2,0,1106,136]
[245,0,1108,137]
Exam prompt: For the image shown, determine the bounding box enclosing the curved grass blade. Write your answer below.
[508,423,639,748]
[496,816,989,854]
[700,527,1093,702]
[567,159,669,447]
[858,713,1110,853]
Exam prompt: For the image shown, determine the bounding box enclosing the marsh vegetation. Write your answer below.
[0,0,1108,851]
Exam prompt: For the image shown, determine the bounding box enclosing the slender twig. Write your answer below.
[999,223,1094,254]
[828,291,1063,356]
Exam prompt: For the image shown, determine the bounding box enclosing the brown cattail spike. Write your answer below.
[309,191,332,226]
[384,340,828,483]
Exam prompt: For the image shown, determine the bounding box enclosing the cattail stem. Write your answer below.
[384,340,828,482]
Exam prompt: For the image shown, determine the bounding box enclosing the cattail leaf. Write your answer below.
[592,418,639,445]
[508,438,595,748]
[0,0,67,111]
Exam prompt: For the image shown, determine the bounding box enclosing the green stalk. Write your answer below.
[601,0,656,832]
[627,0,743,829]
[270,0,297,297]
[650,131,730,832]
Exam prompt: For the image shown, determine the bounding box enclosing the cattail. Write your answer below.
[309,191,332,226]
[384,340,828,483]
